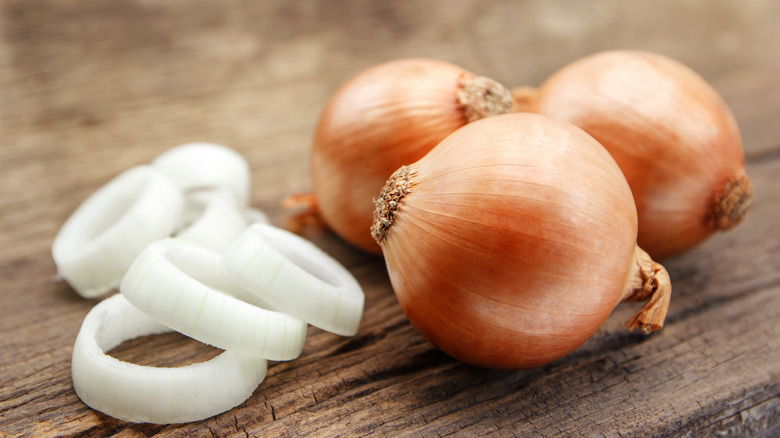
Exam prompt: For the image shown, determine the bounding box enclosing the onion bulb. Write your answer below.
[309,58,515,253]
[513,50,752,258]
[371,113,671,370]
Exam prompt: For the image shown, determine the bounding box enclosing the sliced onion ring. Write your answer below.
[174,189,250,252]
[120,239,307,360]
[152,142,250,207]
[71,293,267,424]
[246,207,270,225]
[222,223,365,336]
[52,165,184,298]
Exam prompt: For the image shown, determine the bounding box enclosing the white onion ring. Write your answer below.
[52,166,184,298]
[246,207,270,225]
[222,223,365,336]
[152,142,250,207]
[71,294,267,424]
[120,239,307,360]
[174,189,250,252]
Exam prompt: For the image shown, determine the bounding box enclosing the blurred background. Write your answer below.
[2,0,778,221]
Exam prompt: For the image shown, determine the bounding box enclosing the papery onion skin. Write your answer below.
[372,113,670,370]
[310,58,514,253]
[520,50,751,259]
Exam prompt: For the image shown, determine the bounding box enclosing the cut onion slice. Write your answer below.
[120,239,307,360]
[222,223,365,336]
[71,293,267,424]
[174,189,250,252]
[152,142,250,207]
[52,166,184,298]
[246,207,270,225]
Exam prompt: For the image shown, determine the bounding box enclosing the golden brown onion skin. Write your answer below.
[375,113,640,369]
[530,50,750,259]
[311,59,482,254]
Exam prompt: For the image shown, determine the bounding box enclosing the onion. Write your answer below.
[371,113,671,370]
[152,142,251,206]
[52,166,184,298]
[515,50,752,258]
[57,142,368,424]
[71,293,267,424]
[308,58,515,253]
[174,188,250,252]
[120,239,307,360]
[223,223,365,336]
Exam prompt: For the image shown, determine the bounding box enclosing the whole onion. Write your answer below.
[514,50,752,259]
[308,58,515,253]
[371,113,671,369]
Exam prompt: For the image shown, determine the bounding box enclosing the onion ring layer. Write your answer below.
[71,294,267,424]
[52,166,184,298]
[222,223,365,336]
[120,239,307,360]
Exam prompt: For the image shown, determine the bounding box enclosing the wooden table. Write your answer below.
[2,1,779,436]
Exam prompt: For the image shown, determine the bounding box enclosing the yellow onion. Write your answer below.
[307,58,515,253]
[371,113,671,370]
[514,50,752,259]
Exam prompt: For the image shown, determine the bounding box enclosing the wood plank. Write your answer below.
[1,1,780,437]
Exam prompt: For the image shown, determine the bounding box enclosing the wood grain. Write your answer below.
[1,1,779,437]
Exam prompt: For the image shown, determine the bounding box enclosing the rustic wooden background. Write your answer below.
[1,1,779,436]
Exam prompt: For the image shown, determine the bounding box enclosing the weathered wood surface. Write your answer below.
[1,1,779,437]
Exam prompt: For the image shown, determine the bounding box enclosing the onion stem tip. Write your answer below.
[457,75,515,123]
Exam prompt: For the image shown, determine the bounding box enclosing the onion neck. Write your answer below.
[510,86,539,112]
[709,172,753,231]
[456,76,515,123]
[621,245,672,334]
[371,166,412,244]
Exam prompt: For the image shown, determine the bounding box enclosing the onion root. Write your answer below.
[710,172,753,231]
[371,165,413,243]
[622,246,672,334]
